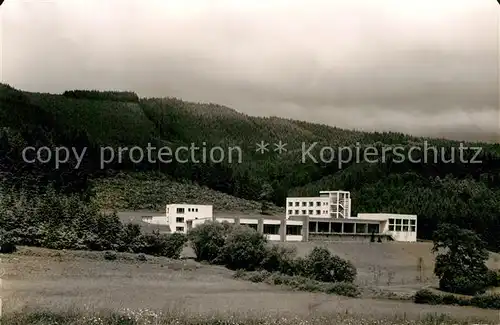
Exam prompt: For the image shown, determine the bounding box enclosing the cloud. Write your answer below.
[1,0,498,141]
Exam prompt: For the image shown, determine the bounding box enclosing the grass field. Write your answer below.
[2,242,500,324]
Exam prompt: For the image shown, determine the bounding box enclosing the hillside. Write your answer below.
[1,84,500,250]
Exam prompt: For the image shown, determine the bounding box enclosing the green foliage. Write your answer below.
[297,247,357,283]
[414,289,500,310]
[233,270,361,298]
[0,187,185,258]
[136,230,187,259]
[414,289,443,305]
[188,221,232,263]
[219,226,268,271]
[0,228,17,254]
[432,223,492,295]
[260,244,298,274]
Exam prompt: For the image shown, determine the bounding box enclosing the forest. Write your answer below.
[1,83,499,251]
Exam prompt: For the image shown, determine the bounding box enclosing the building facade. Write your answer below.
[166,204,213,234]
[286,190,351,219]
[142,190,417,242]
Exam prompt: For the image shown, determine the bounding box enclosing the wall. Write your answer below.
[286,197,329,219]
[167,204,213,234]
[388,230,417,242]
[141,216,168,225]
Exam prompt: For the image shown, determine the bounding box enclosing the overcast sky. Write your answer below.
[1,0,499,141]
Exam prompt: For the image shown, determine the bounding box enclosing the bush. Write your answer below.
[439,274,489,296]
[324,282,361,298]
[298,247,356,283]
[219,226,268,271]
[414,289,500,310]
[136,253,147,261]
[103,251,117,260]
[188,221,230,263]
[470,294,500,309]
[138,231,187,258]
[260,244,298,274]
[0,229,17,254]
[414,289,443,305]
[233,271,361,298]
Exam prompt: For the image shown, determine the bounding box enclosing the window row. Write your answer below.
[288,209,328,215]
[389,225,416,232]
[176,207,199,214]
[288,201,328,207]
[388,219,416,225]
[239,224,302,236]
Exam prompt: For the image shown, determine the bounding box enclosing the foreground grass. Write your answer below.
[2,309,492,325]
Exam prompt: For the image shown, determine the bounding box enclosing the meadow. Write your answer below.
[2,242,500,324]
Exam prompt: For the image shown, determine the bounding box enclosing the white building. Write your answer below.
[286,190,351,219]
[166,204,213,234]
[142,190,417,242]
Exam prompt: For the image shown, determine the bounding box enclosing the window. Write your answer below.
[323,202,327,206]
[288,202,293,207]
[176,227,184,232]
[389,218,394,224]
[317,202,321,206]
[176,217,184,223]
[316,210,320,215]
[286,225,302,235]
[263,224,280,235]
[396,219,402,225]
[410,220,416,225]
[295,210,299,214]
[196,208,199,212]
[411,226,416,232]
[395,225,402,231]
[188,208,191,212]
[309,202,313,207]
[389,225,394,231]
[176,208,185,214]
[402,225,409,231]
[403,219,409,225]
[288,210,293,214]
[302,202,307,207]
[295,202,299,207]
[302,210,306,214]
[368,224,380,234]
[308,210,313,214]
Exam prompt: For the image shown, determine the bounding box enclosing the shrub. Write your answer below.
[219,226,268,271]
[136,253,147,261]
[162,232,188,259]
[324,282,361,298]
[299,247,357,283]
[0,229,17,254]
[188,221,230,263]
[439,274,489,296]
[414,289,443,305]
[138,231,187,258]
[260,244,298,274]
[103,251,117,260]
[470,294,500,309]
[233,271,361,298]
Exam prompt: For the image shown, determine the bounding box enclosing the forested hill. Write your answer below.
[1,83,500,250]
